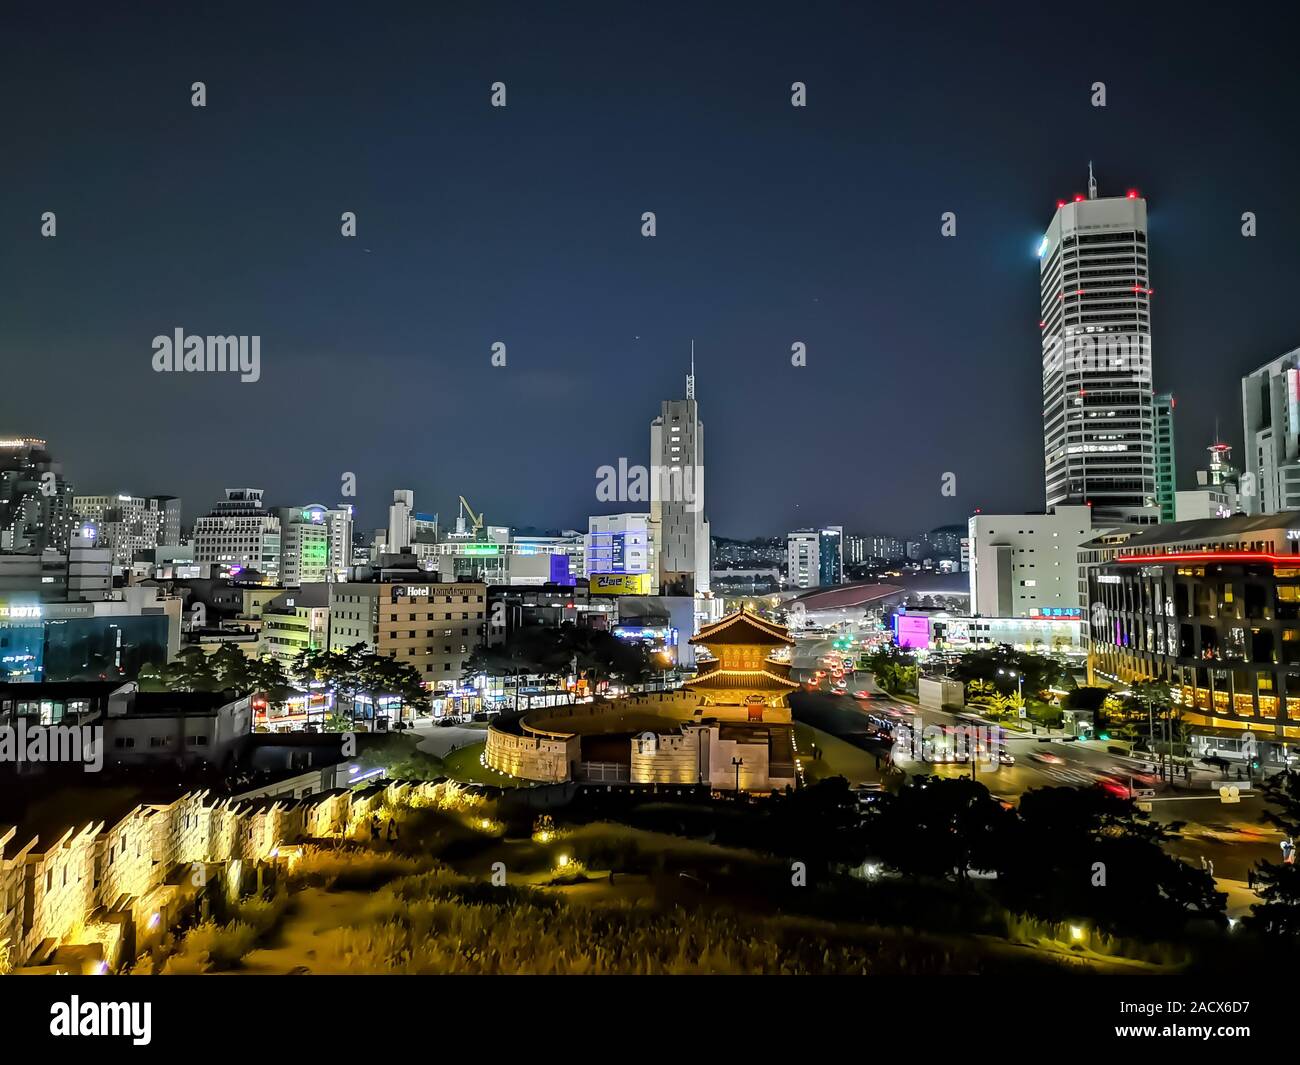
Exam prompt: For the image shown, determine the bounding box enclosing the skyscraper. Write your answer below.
[649,355,709,596]
[818,526,843,586]
[0,437,75,554]
[1153,392,1176,522]
[1040,170,1158,524]
[1240,346,1300,514]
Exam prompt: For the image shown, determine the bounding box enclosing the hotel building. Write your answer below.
[328,577,486,689]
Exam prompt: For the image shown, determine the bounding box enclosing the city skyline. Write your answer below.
[4,3,1298,538]
[7,0,1300,1002]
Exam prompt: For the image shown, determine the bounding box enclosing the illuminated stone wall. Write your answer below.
[629,727,702,784]
[485,723,579,782]
[0,778,477,971]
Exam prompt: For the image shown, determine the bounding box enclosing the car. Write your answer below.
[998,750,1015,765]
[1028,751,1064,765]
[853,690,873,700]
[1095,775,1129,798]
[953,749,970,764]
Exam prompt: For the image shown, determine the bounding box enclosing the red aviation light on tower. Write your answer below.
[1056,199,1067,209]
[1073,194,1085,202]
[1126,189,1139,199]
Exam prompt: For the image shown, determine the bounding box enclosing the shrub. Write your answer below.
[162,921,258,972]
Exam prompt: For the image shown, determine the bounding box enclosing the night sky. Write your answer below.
[3,1,1297,539]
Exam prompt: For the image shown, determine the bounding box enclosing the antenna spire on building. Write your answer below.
[1088,161,1098,200]
[686,339,696,399]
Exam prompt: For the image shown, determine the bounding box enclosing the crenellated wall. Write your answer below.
[0,777,476,974]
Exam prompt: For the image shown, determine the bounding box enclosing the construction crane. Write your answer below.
[457,495,485,535]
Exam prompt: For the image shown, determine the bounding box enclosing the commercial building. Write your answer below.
[649,360,710,596]
[0,681,253,771]
[1241,346,1300,515]
[485,583,612,650]
[786,530,819,589]
[323,504,354,581]
[192,489,281,582]
[72,494,182,566]
[1040,175,1159,524]
[423,535,579,586]
[1154,392,1176,522]
[1086,513,1300,762]
[967,505,1106,618]
[274,506,331,587]
[586,513,658,592]
[260,583,330,668]
[0,437,75,554]
[0,528,112,603]
[929,614,1086,655]
[0,588,179,683]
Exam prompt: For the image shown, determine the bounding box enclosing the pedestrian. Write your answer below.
[387,818,398,842]
[1208,859,1215,878]
[369,814,379,841]
[1200,855,1207,871]
[1248,868,1255,891]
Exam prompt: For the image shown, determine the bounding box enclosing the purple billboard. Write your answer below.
[893,613,930,650]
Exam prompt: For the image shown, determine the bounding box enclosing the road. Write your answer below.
[788,635,1285,888]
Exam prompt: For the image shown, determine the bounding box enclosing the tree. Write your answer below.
[862,647,918,695]
[463,623,655,697]
[948,646,1067,699]
[997,786,1223,934]
[863,776,1011,881]
[1246,771,1300,934]
[292,643,426,727]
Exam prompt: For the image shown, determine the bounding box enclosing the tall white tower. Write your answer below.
[1040,169,1158,524]
[387,490,414,552]
[650,349,710,595]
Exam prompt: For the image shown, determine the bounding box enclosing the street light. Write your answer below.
[998,668,1024,707]
[732,756,744,793]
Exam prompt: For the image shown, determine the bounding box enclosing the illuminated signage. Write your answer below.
[391,586,430,600]
[460,544,500,556]
[0,604,42,620]
[894,614,930,650]
[613,625,678,643]
[589,573,650,596]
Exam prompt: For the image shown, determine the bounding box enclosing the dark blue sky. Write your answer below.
[3,1,1297,537]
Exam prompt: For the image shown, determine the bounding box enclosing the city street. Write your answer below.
[788,638,1286,888]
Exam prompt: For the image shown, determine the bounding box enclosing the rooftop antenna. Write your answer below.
[1087,161,1098,200]
[686,339,696,399]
